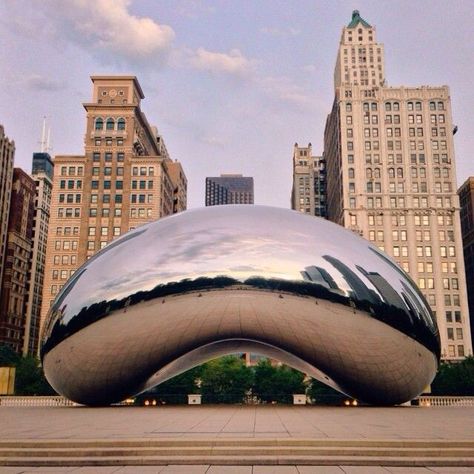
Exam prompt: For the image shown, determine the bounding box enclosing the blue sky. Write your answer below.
[1,0,473,208]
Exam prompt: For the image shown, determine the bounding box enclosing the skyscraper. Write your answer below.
[291,143,326,217]
[205,174,254,206]
[323,11,472,360]
[458,177,474,350]
[0,125,15,301]
[40,76,187,335]
[0,168,35,353]
[23,152,54,355]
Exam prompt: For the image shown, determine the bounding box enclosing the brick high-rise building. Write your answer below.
[40,76,187,334]
[23,152,54,356]
[291,143,327,217]
[205,174,254,206]
[323,11,472,360]
[0,168,35,353]
[0,125,15,300]
[458,177,474,351]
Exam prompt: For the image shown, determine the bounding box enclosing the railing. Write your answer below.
[417,396,474,407]
[0,396,77,407]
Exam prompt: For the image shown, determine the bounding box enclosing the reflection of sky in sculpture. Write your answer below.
[47,205,436,337]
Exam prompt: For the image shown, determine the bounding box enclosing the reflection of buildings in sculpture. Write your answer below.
[355,265,406,313]
[322,255,380,305]
[300,265,345,297]
[40,76,187,337]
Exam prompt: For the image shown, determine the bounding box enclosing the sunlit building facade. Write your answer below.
[324,11,472,360]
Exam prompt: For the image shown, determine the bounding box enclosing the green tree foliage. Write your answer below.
[143,366,202,404]
[0,344,55,396]
[307,378,347,405]
[253,359,306,403]
[0,344,20,366]
[431,356,474,396]
[200,355,253,403]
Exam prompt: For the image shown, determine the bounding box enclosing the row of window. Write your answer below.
[418,278,460,290]
[52,269,75,280]
[53,254,77,265]
[94,118,126,131]
[94,137,124,146]
[60,166,83,176]
[345,101,445,113]
[93,152,124,162]
[53,240,78,251]
[59,180,82,189]
[88,227,121,237]
[447,327,463,340]
[57,208,80,218]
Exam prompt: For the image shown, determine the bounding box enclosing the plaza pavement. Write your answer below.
[0,405,473,473]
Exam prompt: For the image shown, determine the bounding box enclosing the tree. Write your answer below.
[307,378,346,405]
[200,355,253,403]
[15,355,56,396]
[0,344,20,366]
[143,366,202,404]
[253,359,306,403]
[431,357,474,396]
[0,344,55,396]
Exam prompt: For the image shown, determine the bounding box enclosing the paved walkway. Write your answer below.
[1,406,473,473]
[1,405,474,440]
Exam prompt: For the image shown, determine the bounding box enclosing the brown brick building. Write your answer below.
[0,168,35,353]
[40,76,187,335]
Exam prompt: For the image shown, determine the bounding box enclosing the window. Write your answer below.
[106,118,115,130]
[117,118,126,130]
[93,152,100,162]
[95,118,103,130]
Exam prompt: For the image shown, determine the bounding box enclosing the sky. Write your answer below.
[1,0,473,209]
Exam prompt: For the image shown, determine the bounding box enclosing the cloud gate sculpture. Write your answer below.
[41,206,440,406]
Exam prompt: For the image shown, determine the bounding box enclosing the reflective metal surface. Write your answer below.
[41,205,440,406]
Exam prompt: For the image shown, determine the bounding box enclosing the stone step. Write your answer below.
[1,438,473,448]
[1,455,474,467]
[1,446,473,458]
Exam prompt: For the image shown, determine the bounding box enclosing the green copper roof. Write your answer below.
[347,10,372,28]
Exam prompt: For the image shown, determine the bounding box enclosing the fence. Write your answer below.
[0,396,77,407]
[417,396,474,407]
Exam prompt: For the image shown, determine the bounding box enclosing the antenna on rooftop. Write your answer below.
[39,116,53,153]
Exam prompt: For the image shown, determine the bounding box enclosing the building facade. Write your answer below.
[458,177,474,350]
[205,174,254,206]
[40,76,187,335]
[23,152,54,356]
[0,125,15,300]
[0,169,35,353]
[323,11,472,360]
[291,143,327,217]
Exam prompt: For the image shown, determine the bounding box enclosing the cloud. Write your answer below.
[260,26,301,37]
[191,48,254,76]
[257,75,315,108]
[42,0,175,64]
[25,75,66,91]
[201,136,225,147]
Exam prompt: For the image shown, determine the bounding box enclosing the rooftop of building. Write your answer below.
[347,10,372,29]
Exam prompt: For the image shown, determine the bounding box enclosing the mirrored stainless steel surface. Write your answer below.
[41,205,440,406]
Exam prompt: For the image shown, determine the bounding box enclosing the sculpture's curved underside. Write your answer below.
[41,206,440,406]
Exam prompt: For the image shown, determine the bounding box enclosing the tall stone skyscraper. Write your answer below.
[291,143,326,217]
[0,169,35,353]
[0,125,15,300]
[205,174,254,206]
[23,152,54,355]
[323,11,472,360]
[40,76,187,335]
